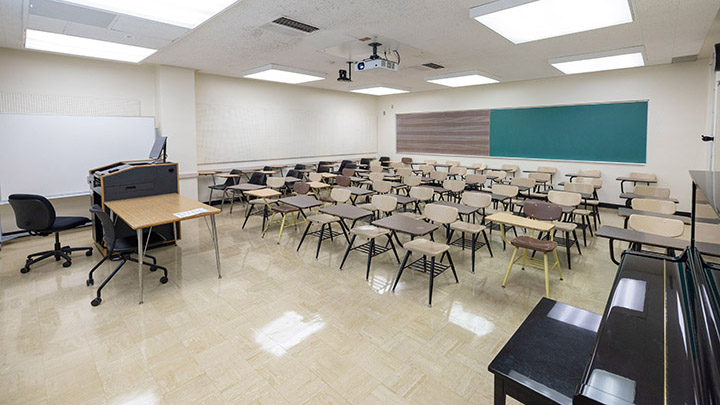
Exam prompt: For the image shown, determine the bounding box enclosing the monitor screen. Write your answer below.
[149,136,167,159]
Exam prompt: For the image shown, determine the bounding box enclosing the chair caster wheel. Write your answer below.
[149,265,158,272]
[20,267,30,274]
[160,276,168,284]
[86,279,94,286]
[91,298,102,306]
[62,261,72,268]
[86,250,93,256]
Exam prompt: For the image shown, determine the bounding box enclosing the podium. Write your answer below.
[89,160,180,249]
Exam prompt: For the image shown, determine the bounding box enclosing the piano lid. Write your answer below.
[690,171,720,218]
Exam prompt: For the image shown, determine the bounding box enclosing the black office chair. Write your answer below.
[8,194,93,273]
[86,205,167,306]
[208,169,242,209]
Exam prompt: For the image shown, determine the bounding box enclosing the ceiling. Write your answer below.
[2,0,720,94]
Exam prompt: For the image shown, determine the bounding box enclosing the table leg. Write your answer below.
[494,375,506,405]
[210,215,222,278]
[137,228,144,304]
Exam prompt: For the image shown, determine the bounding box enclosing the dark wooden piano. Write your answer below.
[490,171,720,404]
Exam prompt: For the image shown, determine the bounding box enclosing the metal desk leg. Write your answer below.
[210,215,222,278]
[137,228,144,304]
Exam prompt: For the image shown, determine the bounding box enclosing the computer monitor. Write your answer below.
[149,136,167,161]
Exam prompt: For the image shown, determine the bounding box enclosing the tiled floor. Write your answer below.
[0,204,627,404]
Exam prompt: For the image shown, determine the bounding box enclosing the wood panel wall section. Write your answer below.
[396,109,490,155]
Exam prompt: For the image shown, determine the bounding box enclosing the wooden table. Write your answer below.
[489,297,600,405]
[104,193,221,304]
[616,176,657,193]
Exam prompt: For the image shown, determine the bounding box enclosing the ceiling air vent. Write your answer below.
[671,55,697,63]
[422,63,445,70]
[272,17,319,34]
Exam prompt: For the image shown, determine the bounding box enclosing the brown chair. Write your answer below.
[392,204,459,307]
[335,175,352,187]
[293,181,311,195]
[503,201,563,297]
[524,199,580,270]
[341,168,356,177]
[401,157,413,165]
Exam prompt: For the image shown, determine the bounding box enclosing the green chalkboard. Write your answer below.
[489,101,647,163]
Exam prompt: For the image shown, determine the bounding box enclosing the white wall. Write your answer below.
[194,73,378,202]
[377,60,714,212]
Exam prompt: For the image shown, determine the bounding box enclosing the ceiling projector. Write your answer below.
[353,42,399,72]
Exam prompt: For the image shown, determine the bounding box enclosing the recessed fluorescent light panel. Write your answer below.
[243,64,324,84]
[25,29,157,63]
[550,47,645,74]
[426,70,498,87]
[61,0,237,28]
[470,0,633,44]
[351,87,409,96]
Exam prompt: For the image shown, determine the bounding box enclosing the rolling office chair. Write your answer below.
[86,205,167,306]
[8,194,93,273]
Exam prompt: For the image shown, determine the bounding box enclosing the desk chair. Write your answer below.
[631,198,676,215]
[392,204,459,307]
[359,158,371,170]
[286,169,302,179]
[448,192,493,273]
[8,194,93,273]
[86,206,167,306]
[503,201,563,297]
[379,156,391,167]
[627,214,684,256]
[208,169,242,209]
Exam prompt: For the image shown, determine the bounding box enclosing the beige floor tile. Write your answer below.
[0,207,623,404]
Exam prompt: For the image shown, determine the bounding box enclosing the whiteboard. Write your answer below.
[196,103,376,164]
[0,113,156,200]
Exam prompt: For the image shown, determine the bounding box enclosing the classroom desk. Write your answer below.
[278,195,322,219]
[616,207,691,227]
[616,176,657,193]
[320,203,373,235]
[619,192,679,206]
[432,163,453,171]
[387,193,417,209]
[216,173,242,180]
[226,183,265,213]
[596,225,688,265]
[245,188,281,231]
[514,199,574,214]
[489,297,600,405]
[372,214,438,248]
[198,170,219,185]
[486,212,554,239]
[565,173,601,181]
[430,200,478,217]
[307,181,330,198]
[104,193,221,304]
[339,186,374,204]
[283,176,302,184]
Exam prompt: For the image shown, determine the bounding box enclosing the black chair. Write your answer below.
[208,169,242,209]
[334,160,352,175]
[294,164,306,170]
[248,172,267,185]
[345,163,357,170]
[317,165,331,173]
[86,205,167,306]
[8,194,93,273]
[379,156,391,167]
[286,169,302,179]
[262,166,274,171]
[359,158,371,169]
